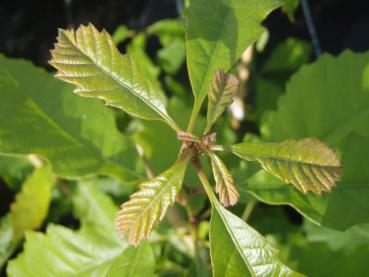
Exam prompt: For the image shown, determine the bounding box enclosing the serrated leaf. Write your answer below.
[10,164,55,240]
[231,139,341,195]
[250,51,369,230]
[210,153,239,206]
[7,183,155,276]
[0,54,142,182]
[205,69,239,133]
[116,153,190,245]
[185,0,281,108]
[49,24,179,131]
[210,202,304,277]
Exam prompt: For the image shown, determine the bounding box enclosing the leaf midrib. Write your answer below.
[213,204,256,277]
[233,147,339,168]
[62,30,172,124]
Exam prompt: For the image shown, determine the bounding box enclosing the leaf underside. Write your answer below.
[210,153,239,207]
[231,138,342,195]
[49,24,177,129]
[206,69,239,133]
[116,156,190,245]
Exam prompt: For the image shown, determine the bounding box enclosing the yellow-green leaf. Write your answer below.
[49,24,179,131]
[116,153,190,245]
[210,153,239,206]
[10,164,55,240]
[205,69,239,133]
[231,138,342,195]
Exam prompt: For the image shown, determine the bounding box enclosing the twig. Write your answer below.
[135,144,155,179]
[241,200,257,222]
[301,0,322,58]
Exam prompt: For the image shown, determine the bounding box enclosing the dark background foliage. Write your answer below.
[0,0,368,69]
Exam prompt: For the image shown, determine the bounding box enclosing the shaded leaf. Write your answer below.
[210,153,239,206]
[185,0,281,107]
[10,164,55,240]
[0,215,17,271]
[210,202,304,277]
[0,54,142,182]
[106,241,155,277]
[250,51,369,229]
[262,38,311,73]
[7,182,155,276]
[231,138,341,195]
[116,153,191,245]
[49,24,179,131]
[205,69,239,133]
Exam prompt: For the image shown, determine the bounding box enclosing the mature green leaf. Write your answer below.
[10,164,55,239]
[157,40,186,74]
[231,139,341,195]
[7,182,155,276]
[262,38,311,73]
[210,202,304,277]
[262,51,369,144]
[116,153,190,245]
[205,69,239,133]
[0,155,32,190]
[49,24,179,131]
[185,0,281,107]
[289,242,369,277]
[0,54,142,182]
[280,0,299,21]
[0,215,17,271]
[210,153,239,206]
[249,51,369,229]
[106,241,155,277]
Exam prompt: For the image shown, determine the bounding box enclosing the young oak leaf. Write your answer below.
[116,153,190,245]
[231,138,342,195]
[205,69,239,133]
[210,153,239,207]
[49,23,179,131]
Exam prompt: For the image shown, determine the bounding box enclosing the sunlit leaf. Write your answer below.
[210,201,304,277]
[210,153,239,206]
[0,215,17,271]
[116,153,191,245]
[231,138,341,195]
[185,0,281,108]
[205,69,239,133]
[49,24,179,131]
[10,164,55,240]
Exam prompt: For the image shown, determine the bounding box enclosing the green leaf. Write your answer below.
[231,139,341,195]
[205,69,239,133]
[185,0,281,107]
[116,153,191,245]
[112,25,130,45]
[7,182,155,276]
[250,51,369,229]
[0,54,142,182]
[10,164,55,240]
[0,155,32,190]
[0,215,17,271]
[210,202,304,277]
[262,38,311,73]
[210,153,239,206]
[49,24,179,131]
[280,0,299,21]
[106,241,155,277]
[262,51,369,144]
[245,133,369,230]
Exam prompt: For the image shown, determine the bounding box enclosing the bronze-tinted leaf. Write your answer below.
[205,69,239,133]
[116,154,190,245]
[231,138,342,195]
[210,153,239,206]
[49,24,179,131]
